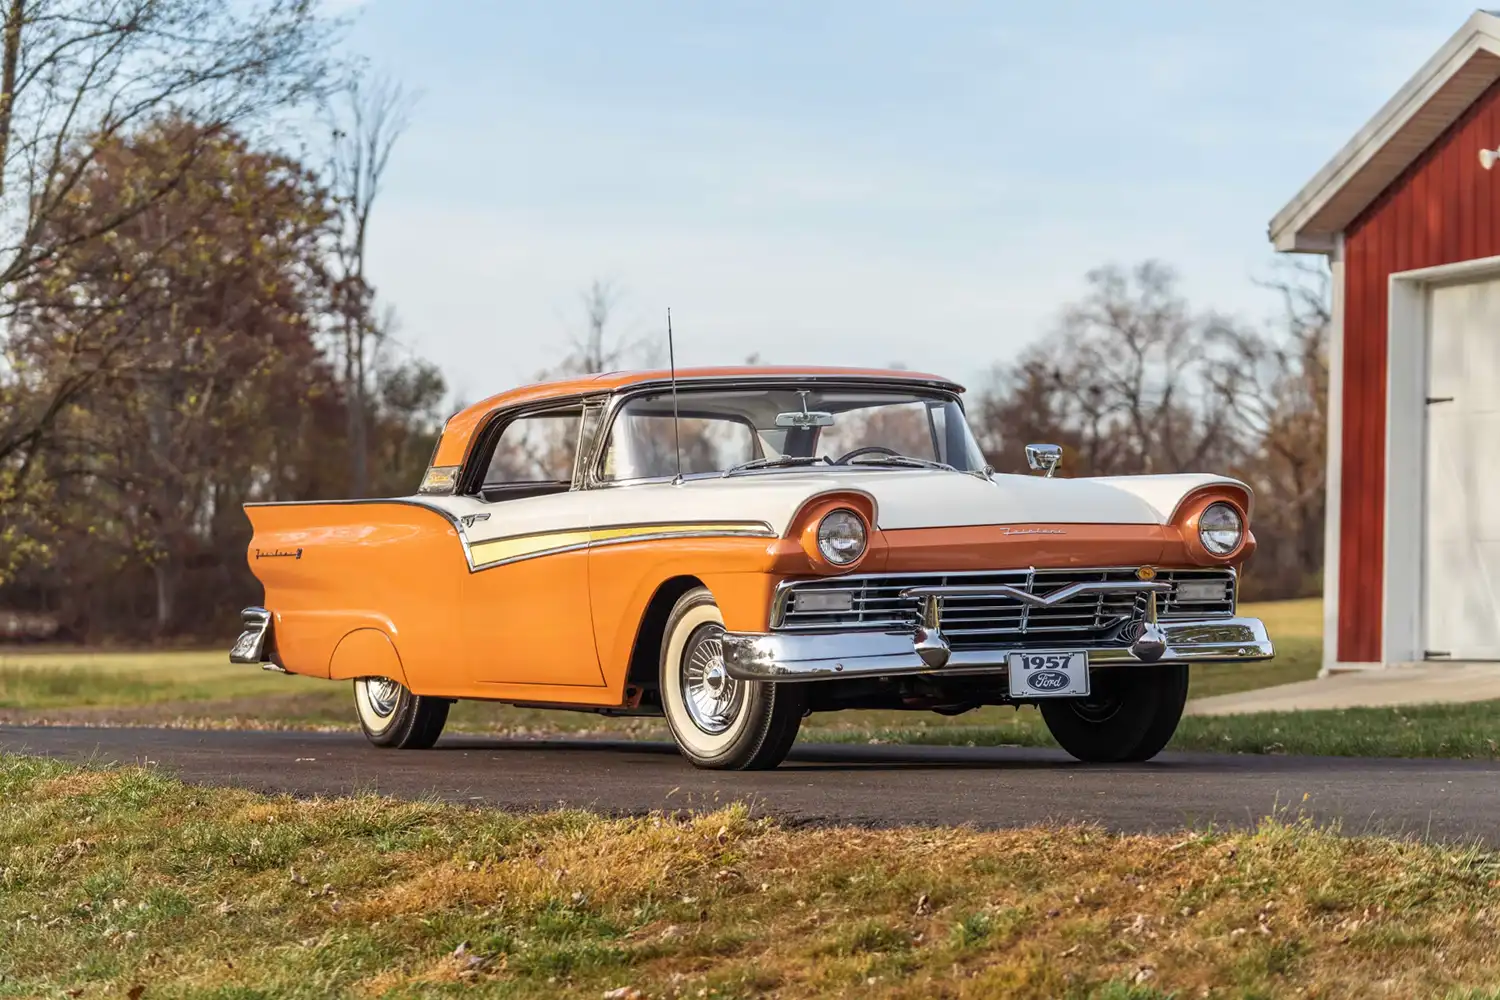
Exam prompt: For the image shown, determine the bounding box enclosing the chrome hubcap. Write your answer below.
[365,677,402,718]
[681,624,742,734]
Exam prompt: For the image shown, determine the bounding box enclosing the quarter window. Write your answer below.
[483,410,582,486]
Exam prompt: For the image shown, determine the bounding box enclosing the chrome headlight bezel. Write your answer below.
[816,509,867,566]
[1198,502,1244,556]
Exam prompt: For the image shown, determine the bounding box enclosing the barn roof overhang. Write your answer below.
[1269,10,1500,254]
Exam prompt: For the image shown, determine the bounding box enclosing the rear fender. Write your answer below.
[329,628,409,686]
[245,499,464,687]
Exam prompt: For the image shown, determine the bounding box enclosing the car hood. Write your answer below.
[598,469,1248,536]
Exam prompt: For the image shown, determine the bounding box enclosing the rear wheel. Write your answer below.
[354,676,450,749]
[1039,663,1189,763]
[659,587,804,770]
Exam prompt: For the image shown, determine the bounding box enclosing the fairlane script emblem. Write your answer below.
[459,513,491,529]
[1001,528,1065,536]
[255,548,302,560]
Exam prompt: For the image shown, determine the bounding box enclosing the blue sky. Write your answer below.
[339,1,1484,403]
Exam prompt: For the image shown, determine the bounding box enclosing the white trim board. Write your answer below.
[1269,11,1500,253]
[1321,236,1348,676]
[1383,254,1500,666]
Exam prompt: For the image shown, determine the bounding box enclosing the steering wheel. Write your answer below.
[834,445,902,464]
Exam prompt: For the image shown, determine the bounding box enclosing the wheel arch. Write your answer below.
[329,628,410,688]
[625,574,707,695]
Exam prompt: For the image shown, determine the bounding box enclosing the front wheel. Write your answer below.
[1039,663,1189,763]
[354,676,450,749]
[659,587,805,770]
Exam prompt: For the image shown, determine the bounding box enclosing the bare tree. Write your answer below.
[0,0,337,289]
[533,278,639,378]
[0,0,339,471]
[1208,259,1331,597]
[573,278,627,375]
[974,261,1237,476]
[326,70,413,496]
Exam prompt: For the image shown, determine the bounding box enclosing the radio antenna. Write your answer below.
[667,308,683,485]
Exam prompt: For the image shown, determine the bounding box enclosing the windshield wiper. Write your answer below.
[844,455,957,472]
[721,456,831,478]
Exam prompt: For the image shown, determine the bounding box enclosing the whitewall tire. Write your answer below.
[659,587,804,770]
[353,676,450,749]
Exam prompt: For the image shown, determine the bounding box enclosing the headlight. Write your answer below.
[816,509,867,565]
[1198,502,1243,555]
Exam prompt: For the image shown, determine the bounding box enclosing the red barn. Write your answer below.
[1271,10,1500,672]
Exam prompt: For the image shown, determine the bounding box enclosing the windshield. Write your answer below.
[598,385,988,482]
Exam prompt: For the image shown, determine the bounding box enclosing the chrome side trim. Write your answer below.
[470,524,777,571]
[721,617,1273,682]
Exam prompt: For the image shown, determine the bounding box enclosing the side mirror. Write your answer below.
[1025,443,1062,478]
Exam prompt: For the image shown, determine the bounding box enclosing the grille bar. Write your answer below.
[774,567,1235,650]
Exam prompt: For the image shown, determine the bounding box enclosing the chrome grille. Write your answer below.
[774,567,1235,650]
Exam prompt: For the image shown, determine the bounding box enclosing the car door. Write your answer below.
[445,400,607,687]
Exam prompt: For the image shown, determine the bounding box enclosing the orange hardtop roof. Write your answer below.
[431,365,963,468]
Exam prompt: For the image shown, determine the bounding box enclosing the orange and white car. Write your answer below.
[231,366,1272,769]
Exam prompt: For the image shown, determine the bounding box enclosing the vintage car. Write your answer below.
[231,366,1273,769]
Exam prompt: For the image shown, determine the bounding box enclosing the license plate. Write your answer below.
[1007,651,1090,698]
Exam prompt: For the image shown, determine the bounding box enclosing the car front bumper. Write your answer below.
[720,617,1273,682]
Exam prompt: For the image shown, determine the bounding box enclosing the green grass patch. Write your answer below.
[1175,701,1500,758]
[821,700,1500,759]
[0,650,332,709]
[2,753,1498,998]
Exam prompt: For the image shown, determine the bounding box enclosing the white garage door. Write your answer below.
[1424,278,1500,660]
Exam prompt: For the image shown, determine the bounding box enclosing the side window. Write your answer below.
[482,410,582,488]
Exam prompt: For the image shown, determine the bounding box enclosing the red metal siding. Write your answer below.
[1340,78,1500,661]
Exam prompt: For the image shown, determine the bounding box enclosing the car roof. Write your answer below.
[430,365,964,468]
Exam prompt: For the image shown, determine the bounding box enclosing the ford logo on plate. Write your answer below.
[1027,670,1071,691]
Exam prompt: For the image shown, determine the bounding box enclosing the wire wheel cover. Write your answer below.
[680,624,743,734]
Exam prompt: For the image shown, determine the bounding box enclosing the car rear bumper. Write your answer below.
[720,617,1273,682]
[228,606,287,673]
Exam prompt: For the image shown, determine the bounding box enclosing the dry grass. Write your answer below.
[1,753,1498,999]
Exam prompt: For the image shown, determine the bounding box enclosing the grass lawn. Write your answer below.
[0,598,1318,718]
[2,754,1499,1000]
[818,701,1500,760]
[9,597,1491,762]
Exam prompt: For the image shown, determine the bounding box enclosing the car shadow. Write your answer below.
[427,734,1500,775]
[428,736,1263,773]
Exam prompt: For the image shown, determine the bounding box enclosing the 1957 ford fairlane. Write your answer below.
[231,366,1273,769]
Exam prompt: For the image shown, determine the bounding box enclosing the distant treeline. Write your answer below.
[0,2,1327,641]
